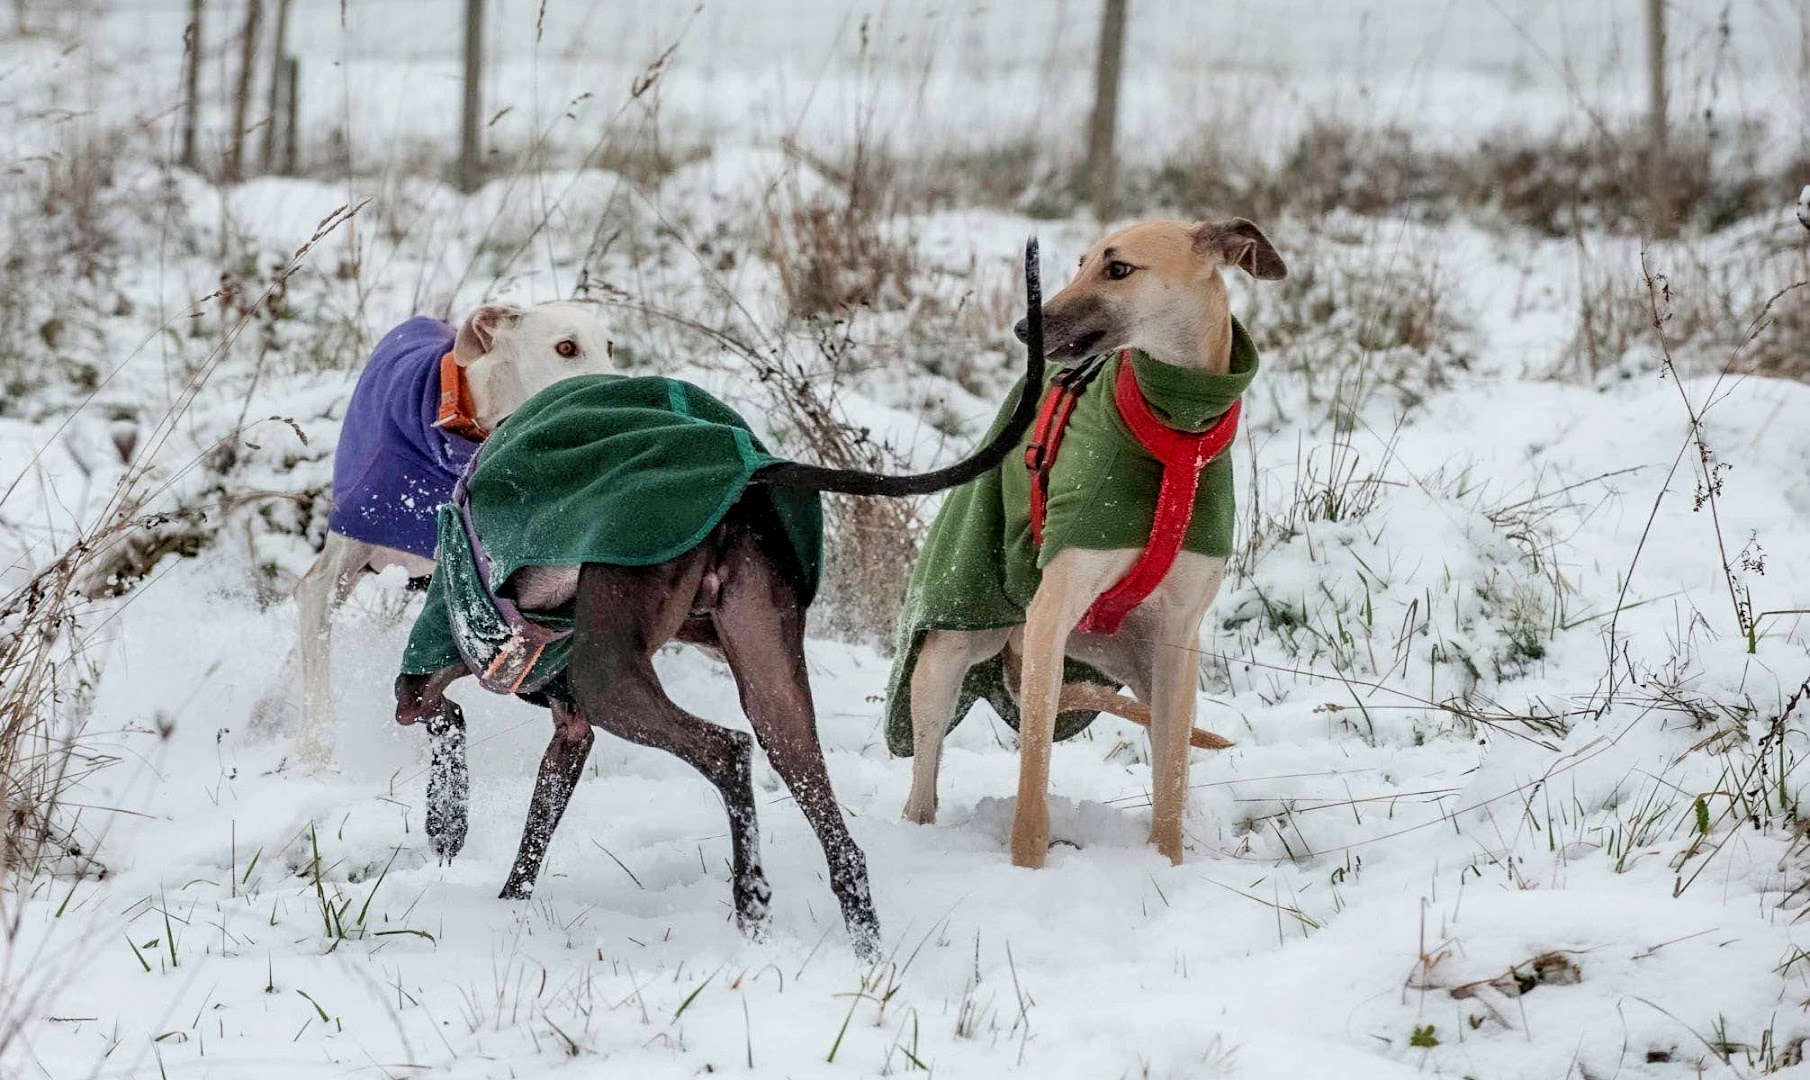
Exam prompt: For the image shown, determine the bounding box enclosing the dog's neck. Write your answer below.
[1132,284,1235,375]
[462,361,520,432]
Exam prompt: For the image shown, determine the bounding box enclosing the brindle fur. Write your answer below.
[396,498,879,954]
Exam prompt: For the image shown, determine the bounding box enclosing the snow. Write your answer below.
[7,2,1810,1078]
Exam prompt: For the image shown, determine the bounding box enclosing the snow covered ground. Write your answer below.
[6,2,1810,1078]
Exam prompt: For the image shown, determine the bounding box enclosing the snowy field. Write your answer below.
[5,2,1810,1078]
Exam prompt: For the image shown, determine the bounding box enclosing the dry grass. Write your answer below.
[764,197,917,320]
[0,510,141,884]
[757,319,924,644]
[3,189,363,888]
[761,139,919,322]
[865,114,1802,242]
[1571,229,1810,383]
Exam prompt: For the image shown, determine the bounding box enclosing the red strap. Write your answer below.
[1022,350,1242,636]
[1077,358,1240,633]
[1025,380,1084,546]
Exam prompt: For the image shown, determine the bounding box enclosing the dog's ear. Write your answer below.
[1193,219,1287,281]
[453,304,523,365]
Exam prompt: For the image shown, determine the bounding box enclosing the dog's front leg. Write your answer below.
[1012,551,1126,868]
[1146,638,1198,865]
[425,699,471,863]
[398,668,472,861]
[1012,595,1068,868]
[500,701,593,898]
[294,534,372,769]
[1146,553,1228,864]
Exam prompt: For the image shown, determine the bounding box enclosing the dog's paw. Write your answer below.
[901,800,938,826]
[429,817,468,863]
[734,869,774,938]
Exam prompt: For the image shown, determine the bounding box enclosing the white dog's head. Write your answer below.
[452,300,617,427]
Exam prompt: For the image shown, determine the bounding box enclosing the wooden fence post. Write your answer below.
[281,56,300,174]
[259,0,291,173]
[459,0,484,193]
[1645,0,1671,230]
[180,0,204,170]
[1083,0,1128,218]
[224,0,262,183]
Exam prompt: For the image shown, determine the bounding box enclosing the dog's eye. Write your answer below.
[1105,261,1135,281]
[554,339,579,358]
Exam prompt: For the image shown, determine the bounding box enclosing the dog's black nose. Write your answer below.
[1013,317,1029,343]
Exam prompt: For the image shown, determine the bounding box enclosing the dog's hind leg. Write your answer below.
[713,535,882,958]
[559,561,772,934]
[904,628,1010,825]
[294,533,376,769]
[499,701,593,898]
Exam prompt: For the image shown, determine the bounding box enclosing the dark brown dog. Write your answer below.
[392,241,1049,959]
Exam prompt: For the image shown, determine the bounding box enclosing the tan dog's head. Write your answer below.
[1015,218,1285,371]
[453,299,618,425]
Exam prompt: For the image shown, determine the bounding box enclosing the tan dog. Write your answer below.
[903,218,1286,868]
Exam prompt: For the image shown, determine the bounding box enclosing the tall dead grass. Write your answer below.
[1572,225,1810,382]
[1,187,363,885]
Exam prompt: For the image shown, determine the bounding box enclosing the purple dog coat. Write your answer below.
[327,317,479,559]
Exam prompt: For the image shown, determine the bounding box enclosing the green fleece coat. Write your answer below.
[400,374,822,689]
[883,321,1259,755]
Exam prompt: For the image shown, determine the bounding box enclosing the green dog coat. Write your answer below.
[400,374,823,691]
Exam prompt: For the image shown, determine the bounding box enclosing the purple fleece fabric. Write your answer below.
[327,317,479,559]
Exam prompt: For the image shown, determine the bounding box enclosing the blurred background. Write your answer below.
[14,2,1807,217]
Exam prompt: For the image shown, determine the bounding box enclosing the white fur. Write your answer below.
[276,301,617,770]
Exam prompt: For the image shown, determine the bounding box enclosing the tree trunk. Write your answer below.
[282,56,300,175]
[258,0,291,173]
[459,0,484,193]
[1645,0,1670,231]
[180,0,204,170]
[1083,0,1128,219]
[225,0,262,183]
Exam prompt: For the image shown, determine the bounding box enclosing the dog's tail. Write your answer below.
[1059,682,1235,750]
[755,237,1047,498]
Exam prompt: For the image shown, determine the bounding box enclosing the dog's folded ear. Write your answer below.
[1193,219,1287,281]
[454,303,524,365]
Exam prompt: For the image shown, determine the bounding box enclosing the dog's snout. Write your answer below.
[1013,317,1029,343]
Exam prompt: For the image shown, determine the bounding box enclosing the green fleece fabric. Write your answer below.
[883,321,1259,756]
[400,374,823,684]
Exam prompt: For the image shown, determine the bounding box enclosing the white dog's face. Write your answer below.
[452,300,618,420]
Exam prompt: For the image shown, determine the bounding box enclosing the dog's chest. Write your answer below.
[1001,374,1240,562]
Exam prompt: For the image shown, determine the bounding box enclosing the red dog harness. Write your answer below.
[1025,350,1242,635]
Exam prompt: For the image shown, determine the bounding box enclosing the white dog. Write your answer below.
[274,301,616,767]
